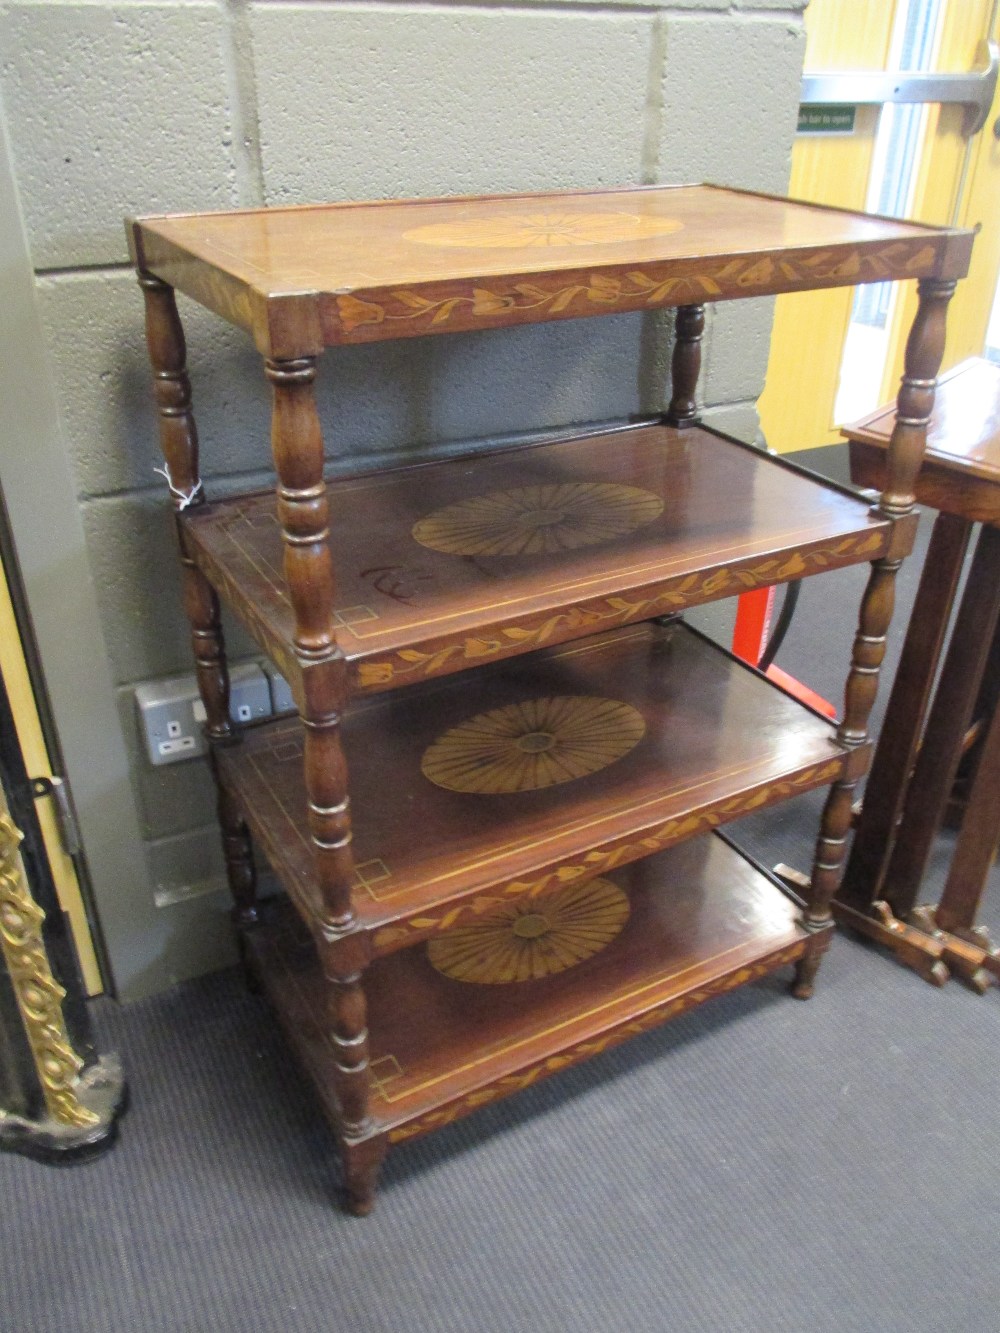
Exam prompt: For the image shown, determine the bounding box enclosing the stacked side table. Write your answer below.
[837,357,1000,990]
[127,185,972,1211]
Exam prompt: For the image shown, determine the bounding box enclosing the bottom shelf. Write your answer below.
[245,833,813,1146]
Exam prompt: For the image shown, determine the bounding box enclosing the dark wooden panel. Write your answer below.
[244,832,812,1143]
[217,622,846,948]
[187,423,892,699]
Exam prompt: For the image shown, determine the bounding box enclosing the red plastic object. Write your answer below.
[732,589,837,719]
[732,587,775,665]
[763,663,838,719]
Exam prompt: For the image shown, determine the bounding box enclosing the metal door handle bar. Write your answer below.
[801,41,998,136]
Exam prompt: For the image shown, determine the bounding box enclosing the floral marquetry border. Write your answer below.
[329,242,938,341]
[354,533,886,692]
[386,940,807,1140]
[370,760,844,955]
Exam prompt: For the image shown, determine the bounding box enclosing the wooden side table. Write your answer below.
[128,185,971,1211]
[836,357,1000,991]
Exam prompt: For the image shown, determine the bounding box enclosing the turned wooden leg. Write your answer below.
[837,512,970,910]
[664,303,705,428]
[318,944,383,1213]
[139,272,255,940]
[881,525,1000,920]
[266,356,355,928]
[138,274,233,744]
[266,355,380,1204]
[794,778,856,998]
[822,279,963,985]
[878,278,956,521]
[341,1136,388,1218]
[216,781,257,929]
[933,660,1000,941]
[797,549,908,996]
[792,931,833,1001]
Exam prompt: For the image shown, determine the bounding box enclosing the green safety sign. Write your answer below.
[797,105,857,134]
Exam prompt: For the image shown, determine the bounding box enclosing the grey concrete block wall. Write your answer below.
[657,13,805,190]
[0,1,240,267]
[0,0,807,998]
[36,271,271,497]
[251,5,653,203]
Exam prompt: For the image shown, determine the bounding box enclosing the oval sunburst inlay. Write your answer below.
[412,482,663,558]
[428,878,630,984]
[403,210,684,250]
[420,695,645,794]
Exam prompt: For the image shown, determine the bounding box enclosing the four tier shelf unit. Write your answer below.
[128,184,971,1213]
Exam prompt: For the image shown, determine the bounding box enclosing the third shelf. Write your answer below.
[217,620,849,951]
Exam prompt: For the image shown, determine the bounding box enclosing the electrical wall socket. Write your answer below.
[135,662,272,766]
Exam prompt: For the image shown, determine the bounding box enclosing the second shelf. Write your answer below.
[186,422,894,701]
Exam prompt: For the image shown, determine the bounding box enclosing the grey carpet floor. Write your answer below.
[4,484,1000,1333]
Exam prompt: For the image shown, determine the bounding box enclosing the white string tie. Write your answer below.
[154,465,203,511]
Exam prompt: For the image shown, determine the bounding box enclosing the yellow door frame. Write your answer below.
[880,0,999,401]
[760,0,999,453]
[759,0,900,453]
[0,551,103,994]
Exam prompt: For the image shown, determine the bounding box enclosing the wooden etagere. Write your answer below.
[128,184,971,1213]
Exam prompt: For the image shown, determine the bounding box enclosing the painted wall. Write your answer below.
[0,0,806,998]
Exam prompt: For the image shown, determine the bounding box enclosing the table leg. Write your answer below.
[919,675,1000,990]
[946,611,1000,826]
[837,512,971,911]
[882,524,1000,920]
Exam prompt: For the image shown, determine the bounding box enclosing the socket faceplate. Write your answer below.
[135,663,271,766]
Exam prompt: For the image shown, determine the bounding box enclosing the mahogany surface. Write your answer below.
[218,621,846,952]
[879,525,1000,917]
[837,512,970,912]
[186,422,894,699]
[935,689,1000,938]
[244,833,812,1144]
[846,357,1000,522]
[130,182,970,1207]
[128,184,972,355]
[839,356,1000,989]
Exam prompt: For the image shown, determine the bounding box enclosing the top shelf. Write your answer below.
[128,184,973,357]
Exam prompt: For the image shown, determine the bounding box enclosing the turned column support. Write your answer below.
[264,356,356,933]
[215,778,257,931]
[139,273,257,933]
[796,277,956,996]
[324,968,372,1135]
[138,274,233,745]
[315,934,383,1212]
[664,304,705,428]
[266,356,375,1203]
[137,271,233,751]
[879,277,956,519]
[799,555,902,967]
